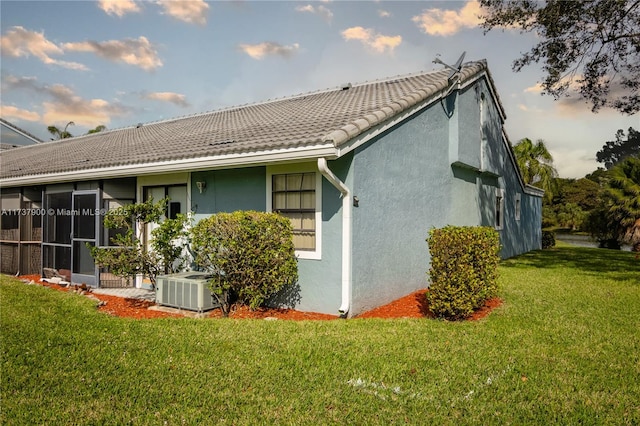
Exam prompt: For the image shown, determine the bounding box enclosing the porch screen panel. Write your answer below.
[103,199,132,246]
[73,241,95,275]
[45,192,72,244]
[73,194,97,239]
[0,194,20,241]
[43,245,71,273]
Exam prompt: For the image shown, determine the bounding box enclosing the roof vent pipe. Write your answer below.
[317,158,352,317]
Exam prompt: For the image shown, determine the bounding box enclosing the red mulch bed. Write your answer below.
[15,275,501,321]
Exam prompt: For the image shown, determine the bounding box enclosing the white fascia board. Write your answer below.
[0,144,338,187]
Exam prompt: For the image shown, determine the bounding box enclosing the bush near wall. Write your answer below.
[190,211,298,316]
[426,226,501,320]
[542,230,556,249]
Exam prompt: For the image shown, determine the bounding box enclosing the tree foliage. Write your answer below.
[596,127,640,169]
[47,121,74,140]
[90,198,189,288]
[513,138,558,199]
[605,155,640,250]
[546,178,601,231]
[191,211,298,316]
[480,0,640,114]
[87,125,107,134]
[47,122,108,139]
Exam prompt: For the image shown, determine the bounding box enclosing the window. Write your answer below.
[143,185,186,218]
[515,193,521,221]
[268,165,322,259]
[142,184,187,247]
[495,188,505,230]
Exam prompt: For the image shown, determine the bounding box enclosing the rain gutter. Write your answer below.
[317,158,352,317]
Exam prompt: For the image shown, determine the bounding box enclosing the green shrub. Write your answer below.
[426,226,500,320]
[541,230,556,249]
[190,211,298,316]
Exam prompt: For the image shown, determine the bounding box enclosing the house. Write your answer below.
[1,118,42,151]
[0,60,543,317]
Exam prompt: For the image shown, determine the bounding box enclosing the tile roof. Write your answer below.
[1,60,491,183]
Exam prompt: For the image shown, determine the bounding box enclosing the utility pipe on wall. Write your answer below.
[317,158,352,317]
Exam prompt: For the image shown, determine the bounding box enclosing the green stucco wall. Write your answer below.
[350,102,452,315]
[191,167,266,218]
[189,164,347,315]
[347,78,542,316]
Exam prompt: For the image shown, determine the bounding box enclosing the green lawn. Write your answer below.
[1,246,639,425]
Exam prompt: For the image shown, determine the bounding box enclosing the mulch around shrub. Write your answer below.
[15,275,501,321]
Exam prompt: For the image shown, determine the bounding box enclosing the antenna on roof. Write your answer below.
[433,51,466,82]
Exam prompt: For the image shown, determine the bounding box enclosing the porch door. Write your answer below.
[42,192,72,281]
[71,191,100,286]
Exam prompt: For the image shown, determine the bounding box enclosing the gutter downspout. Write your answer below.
[317,158,352,317]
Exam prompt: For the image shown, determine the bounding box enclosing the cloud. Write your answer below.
[142,91,190,107]
[295,4,333,23]
[2,75,39,91]
[341,26,402,53]
[0,26,88,70]
[517,103,545,114]
[98,0,140,17]
[41,84,126,127]
[2,74,126,127]
[412,0,482,36]
[157,0,209,25]
[524,83,543,94]
[0,105,40,122]
[63,36,162,71]
[378,10,391,18]
[237,42,300,60]
[549,147,599,179]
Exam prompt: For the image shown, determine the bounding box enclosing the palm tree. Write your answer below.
[605,156,640,251]
[47,121,75,140]
[513,138,558,200]
[87,125,106,134]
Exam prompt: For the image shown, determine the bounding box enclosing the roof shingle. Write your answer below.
[1,61,490,182]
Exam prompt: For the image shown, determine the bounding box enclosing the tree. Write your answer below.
[605,155,640,250]
[513,138,558,199]
[585,167,609,184]
[86,125,107,134]
[480,0,640,115]
[47,121,74,140]
[90,198,189,289]
[548,177,605,232]
[555,177,602,211]
[556,202,587,231]
[596,127,640,169]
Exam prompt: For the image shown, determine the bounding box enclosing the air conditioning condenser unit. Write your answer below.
[156,271,219,313]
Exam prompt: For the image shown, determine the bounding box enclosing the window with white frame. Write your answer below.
[268,165,322,259]
[495,188,505,230]
[515,193,521,221]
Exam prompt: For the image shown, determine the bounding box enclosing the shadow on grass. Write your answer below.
[501,246,640,283]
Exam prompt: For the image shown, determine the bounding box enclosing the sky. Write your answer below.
[1,0,637,178]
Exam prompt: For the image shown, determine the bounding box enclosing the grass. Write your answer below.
[1,245,639,425]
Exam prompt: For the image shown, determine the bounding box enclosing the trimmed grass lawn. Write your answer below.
[1,246,639,425]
